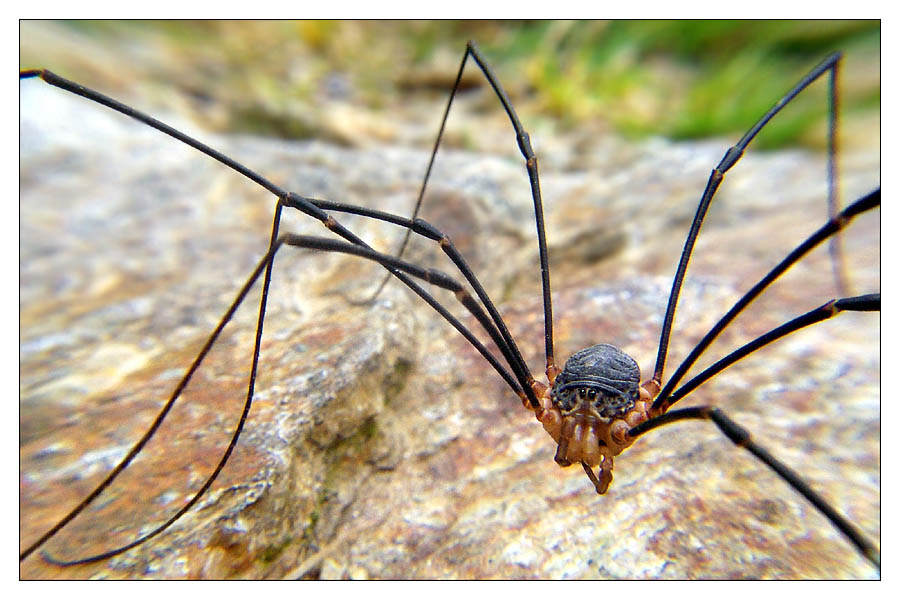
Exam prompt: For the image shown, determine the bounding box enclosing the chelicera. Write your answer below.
[535,343,651,494]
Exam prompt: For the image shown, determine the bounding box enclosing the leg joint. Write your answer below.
[708,408,751,446]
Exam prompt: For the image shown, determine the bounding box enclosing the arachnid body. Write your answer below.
[20,26,879,579]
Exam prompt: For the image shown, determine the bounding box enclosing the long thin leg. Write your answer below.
[465,42,556,373]
[651,52,845,386]
[34,227,532,565]
[271,233,536,394]
[305,197,539,401]
[826,56,850,296]
[285,192,537,408]
[26,205,286,564]
[653,188,879,414]
[360,41,557,373]
[20,69,287,199]
[19,70,540,563]
[628,406,880,569]
[361,40,470,303]
[307,197,540,399]
[666,293,878,406]
[20,67,540,408]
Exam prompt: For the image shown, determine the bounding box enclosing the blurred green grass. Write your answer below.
[500,20,879,148]
[21,20,879,151]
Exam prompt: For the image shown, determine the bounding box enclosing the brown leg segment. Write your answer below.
[582,458,614,495]
[554,439,572,467]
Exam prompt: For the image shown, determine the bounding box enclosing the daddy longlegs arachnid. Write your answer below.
[20,39,879,579]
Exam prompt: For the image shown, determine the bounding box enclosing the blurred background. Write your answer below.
[19,20,881,579]
[20,20,880,157]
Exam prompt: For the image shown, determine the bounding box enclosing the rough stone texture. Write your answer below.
[20,76,879,580]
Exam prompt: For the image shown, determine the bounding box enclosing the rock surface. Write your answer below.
[20,77,879,580]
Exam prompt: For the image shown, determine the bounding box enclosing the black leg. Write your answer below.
[305,197,540,406]
[664,293,879,407]
[360,42,471,303]
[653,189,879,414]
[352,41,558,380]
[31,205,287,565]
[20,67,545,565]
[628,406,880,569]
[35,223,540,565]
[373,43,555,373]
[650,53,846,386]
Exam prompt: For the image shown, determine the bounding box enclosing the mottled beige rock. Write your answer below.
[20,70,879,580]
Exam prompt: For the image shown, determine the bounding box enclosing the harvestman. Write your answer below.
[20,41,880,573]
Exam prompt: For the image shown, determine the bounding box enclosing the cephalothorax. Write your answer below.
[534,344,652,493]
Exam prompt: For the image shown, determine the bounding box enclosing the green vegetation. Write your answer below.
[475,20,879,148]
[22,20,879,150]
